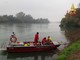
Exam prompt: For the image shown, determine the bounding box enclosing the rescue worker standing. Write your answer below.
[10,32,17,43]
[34,32,39,45]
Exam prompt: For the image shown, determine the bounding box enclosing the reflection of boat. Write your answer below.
[7,41,60,53]
[0,49,59,60]
[7,51,58,60]
[7,51,54,58]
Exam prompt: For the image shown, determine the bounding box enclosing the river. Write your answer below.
[0,22,68,60]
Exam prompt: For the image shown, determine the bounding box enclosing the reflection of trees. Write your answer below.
[60,24,80,42]
[15,23,32,34]
[0,23,32,34]
[0,23,49,34]
[31,23,49,32]
[0,23,14,32]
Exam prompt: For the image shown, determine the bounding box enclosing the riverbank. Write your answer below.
[56,29,80,60]
[57,39,80,60]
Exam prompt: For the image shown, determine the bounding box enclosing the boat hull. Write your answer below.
[7,45,57,53]
[7,41,61,53]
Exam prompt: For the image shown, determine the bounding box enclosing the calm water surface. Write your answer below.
[0,22,68,60]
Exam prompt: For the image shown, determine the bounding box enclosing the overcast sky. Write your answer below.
[0,0,79,22]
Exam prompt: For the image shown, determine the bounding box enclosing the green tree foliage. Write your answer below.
[0,12,49,23]
[60,8,80,28]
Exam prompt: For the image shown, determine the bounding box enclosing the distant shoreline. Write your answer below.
[0,12,50,24]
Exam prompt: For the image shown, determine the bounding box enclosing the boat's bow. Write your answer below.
[52,41,61,47]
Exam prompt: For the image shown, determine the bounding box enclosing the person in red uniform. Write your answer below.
[42,37,47,45]
[34,32,39,45]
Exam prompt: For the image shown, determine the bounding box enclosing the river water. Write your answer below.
[0,22,68,60]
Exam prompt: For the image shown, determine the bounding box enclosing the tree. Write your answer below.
[60,8,80,28]
[16,12,25,20]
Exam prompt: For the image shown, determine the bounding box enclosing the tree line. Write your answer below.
[0,12,50,23]
[60,8,80,28]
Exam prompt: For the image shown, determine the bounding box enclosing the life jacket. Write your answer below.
[10,35,17,43]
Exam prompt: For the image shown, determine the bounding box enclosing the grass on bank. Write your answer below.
[56,39,80,60]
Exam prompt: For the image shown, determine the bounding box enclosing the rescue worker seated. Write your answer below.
[46,36,52,45]
[42,37,47,45]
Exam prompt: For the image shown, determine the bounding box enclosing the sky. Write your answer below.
[0,0,79,22]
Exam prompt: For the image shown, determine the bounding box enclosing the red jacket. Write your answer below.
[42,37,46,44]
[34,33,39,42]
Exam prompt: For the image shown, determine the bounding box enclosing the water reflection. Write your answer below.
[14,23,32,34]
[0,23,49,34]
[0,49,59,60]
[60,25,79,32]
[0,23,32,33]
[60,25,80,42]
